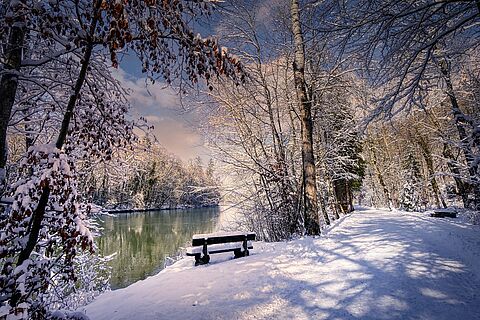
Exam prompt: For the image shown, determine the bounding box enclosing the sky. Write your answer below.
[114,54,209,161]
[113,0,279,162]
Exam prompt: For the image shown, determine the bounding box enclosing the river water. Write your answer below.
[97,207,223,289]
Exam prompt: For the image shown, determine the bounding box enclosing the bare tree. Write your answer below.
[291,0,324,234]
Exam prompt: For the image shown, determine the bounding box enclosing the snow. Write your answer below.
[27,143,57,155]
[192,231,255,239]
[83,208,480,320]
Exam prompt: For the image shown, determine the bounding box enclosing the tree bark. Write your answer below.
[331,179,341,219]
[415,134,447,208]
[333,179,353,214]
[291,0,324,234]
[370,145,393,210]
[10,186,50,307]
[56,42,94,149]
[443,143,470,208]
[439,60,480,209]
[0,1,26,194]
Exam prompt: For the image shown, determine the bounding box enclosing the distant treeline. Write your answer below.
[81,139,221,210]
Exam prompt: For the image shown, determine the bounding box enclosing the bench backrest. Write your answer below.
[192,232,256,246]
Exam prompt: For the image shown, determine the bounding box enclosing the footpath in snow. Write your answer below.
[83,208,480,320]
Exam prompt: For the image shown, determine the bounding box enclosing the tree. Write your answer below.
[291,0,324,234]
[315,0,480,210]
[400,152,423,211]
[0,0,244,317]
[200,0,303,240]
[0,0,245,194]
[0,0,26,191]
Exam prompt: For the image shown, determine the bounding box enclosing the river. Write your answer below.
[96,207,224,289]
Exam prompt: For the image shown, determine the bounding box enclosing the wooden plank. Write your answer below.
[443,211,457,218]
[188,241,252,253]
[208,246,253,255]
[186,252,198,256]
[192,232,256,246]
[192,231,255,240]
[430,212,444,217]
[431,209,457,218]
[186,246,253,256]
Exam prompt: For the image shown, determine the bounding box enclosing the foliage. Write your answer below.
[0,146,94,318]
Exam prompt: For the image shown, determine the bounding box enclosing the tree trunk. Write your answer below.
[291,0,324,234]
[370,146,393,210]
[443,143,470,208]
[335,180,344,214]
[415,134,447,208]
[0,1,26,194]
[56,42,94,149]
[333,179,353,214]
[347,181,354,212]
[10,186,50,307]
[439,60,480,209]
[331,179,341,220]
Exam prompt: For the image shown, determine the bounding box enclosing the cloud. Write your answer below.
[112,68,178,110]
[257,0,284,23]
[112,68,208,161]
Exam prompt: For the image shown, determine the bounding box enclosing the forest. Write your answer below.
[201,0,480,240]
[85,140,221,210]
[0,0,479,319]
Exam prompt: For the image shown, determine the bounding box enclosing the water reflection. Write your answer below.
[97,207,221,289]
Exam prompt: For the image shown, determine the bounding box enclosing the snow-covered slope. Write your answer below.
[83,208,480,320]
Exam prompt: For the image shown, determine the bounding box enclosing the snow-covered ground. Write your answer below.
[83,208,480,320]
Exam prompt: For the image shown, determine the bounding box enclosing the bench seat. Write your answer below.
[186,241,254,255]
[430,209,457,218]
[186,231,256,266]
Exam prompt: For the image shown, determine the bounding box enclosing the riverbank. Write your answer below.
[83,208,480,320]
[103,205,220,214]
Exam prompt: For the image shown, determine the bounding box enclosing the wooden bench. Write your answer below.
[186,232,256,266]
[430,209,457,218]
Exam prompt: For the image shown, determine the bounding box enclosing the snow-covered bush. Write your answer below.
[0,145,105,319]
[48,251,112,311]
[466,210,480,225]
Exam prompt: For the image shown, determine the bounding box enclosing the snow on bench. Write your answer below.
[186,231,256,266]
[430,208,458,218]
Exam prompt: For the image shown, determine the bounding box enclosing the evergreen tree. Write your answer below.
[400,153,422,211]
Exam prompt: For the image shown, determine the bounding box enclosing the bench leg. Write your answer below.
[243,239,249,256]
[194,254,201,266]
[201,254,210,264]
[201,243,210,264]
[234,246,249,258]
[234,249,243,258]
[194,253,210,266]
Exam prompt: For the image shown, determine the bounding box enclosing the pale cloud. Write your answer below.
[257,0,284,22]
[112,68,209,161]
[112,68,178,110]
[144,115,163,123]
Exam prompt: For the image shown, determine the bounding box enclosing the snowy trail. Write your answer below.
[84,209,480,320]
